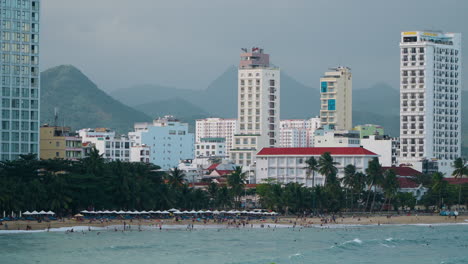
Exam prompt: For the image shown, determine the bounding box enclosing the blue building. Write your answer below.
[129,116,194,170]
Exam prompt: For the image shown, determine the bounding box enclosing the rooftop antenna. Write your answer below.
[53,107,58,128]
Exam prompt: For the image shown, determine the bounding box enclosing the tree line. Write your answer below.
[0,150,466,216]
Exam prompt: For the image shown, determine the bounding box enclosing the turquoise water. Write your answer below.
[1,224,467,264]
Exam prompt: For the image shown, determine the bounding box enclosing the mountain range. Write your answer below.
[40,65,467,154]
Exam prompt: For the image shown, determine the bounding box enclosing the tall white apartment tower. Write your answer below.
[231,48,280,169]
[0,1,41,161]
[319,67,352,130]
[399,31,461,175]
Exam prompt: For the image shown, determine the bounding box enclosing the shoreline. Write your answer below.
[1,215,467,233]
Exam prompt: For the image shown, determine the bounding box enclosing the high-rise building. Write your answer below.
[319,67,352,130]
[195,118,236,155]
[399,31,461,174]
[230,47,280,171]
[0,1,41,161]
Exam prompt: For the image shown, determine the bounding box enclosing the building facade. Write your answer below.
[129,116,194,170]
[130,144,150,163]
[354,124,385,138]
[0,0,41,161]
[195,118,236,155]
[319,67,352,130]
[279,118,320,147]
[256,147,378,187]
[195,137,226,158]
[40,125,83,160]
[360,135,399,167]
[399,31,461,174]
[231,47,280,167]
[79,128,131,162]
[313,126,361,147]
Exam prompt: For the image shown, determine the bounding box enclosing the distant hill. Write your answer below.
[40,65,151,133]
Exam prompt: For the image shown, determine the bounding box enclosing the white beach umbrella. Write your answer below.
[212,210,220,214]
[23,211,32,215]
[103,210,112,214]
[233,210,241,214]
[111,210,118,214]
[181,210,189,214]
[241,210,248,214]
[168,208,178,212]
[140,210,148,214]
[39,210,47,215]
[191,210,199,214]
[81,210,89,213]
[161,210,169,214]
[46,211,55,215]
[205,210,212,213]
[155,210,162,213]
[125,211,133,214]
[220,210,226,213]
[96,210,103,214]
[173,211,183,214]
[117,210,126,214]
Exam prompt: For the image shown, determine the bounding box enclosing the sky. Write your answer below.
[40,0,468,92]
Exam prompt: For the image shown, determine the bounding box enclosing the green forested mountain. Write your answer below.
[40,65,151,133]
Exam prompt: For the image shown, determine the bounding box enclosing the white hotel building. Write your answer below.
[256,147,378,187]
[231,48,280,168]
[399,31,461,174]
[195,118,236,155]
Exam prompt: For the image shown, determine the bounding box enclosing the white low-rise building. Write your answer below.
[78,128,131,162]
[314,126,361,147]
[130,144,151,163]
[360,135,399,167]
[195,137,227,158]
[256,147,378,187]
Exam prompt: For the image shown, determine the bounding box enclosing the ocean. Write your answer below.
[1,224,467,264]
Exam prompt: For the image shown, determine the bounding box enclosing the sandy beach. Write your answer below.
[1,214,466,232]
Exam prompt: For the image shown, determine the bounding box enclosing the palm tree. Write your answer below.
[304,157,318,187]
[365,157,384,212]
[432,172,446,209]
[381,169,399,211]
[166,167,186,189]
[318,152,339,186]
[341,164,357,210]
[227,166,247,209]
[451,157,467,207]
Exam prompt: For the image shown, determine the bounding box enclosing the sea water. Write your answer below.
[1,224,467,264]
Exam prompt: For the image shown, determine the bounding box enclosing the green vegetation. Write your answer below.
[0,152,467,215]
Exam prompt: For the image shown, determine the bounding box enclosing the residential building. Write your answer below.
[39,125,83,160]
[319,67,352,130]
[361,135,399,167]
[279,118,320,147]
[382,166,427,200]
[256,147,378,187]
[78,128,131,162]
[0,0,41,161]
[129,116,194,170]
[354,124,385,138]
[195,137,226,158]
[130,144,150,163]
[231,47,280,169]
[314,125,360,147]
[195,118,236,155]
[399,31,461,175]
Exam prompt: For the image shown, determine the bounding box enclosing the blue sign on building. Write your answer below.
[321,82,327,93]
[328,99,336,110]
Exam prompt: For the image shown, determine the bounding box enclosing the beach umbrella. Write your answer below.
[241,210,248,214]
[155,210,162,214]
[140,211,148,214]
[46,211,55,215]
[220,210,226,213]
[111,211,117,214]
[212,210,220,214]
[81,210,89,213]
[117,210,126,214]
[173,211,183,214]
[190,210,198,214]
[205,210,212,213]
[168,208,178,212]
[23,211,32,215]
[131,211,140,214]
[182,210,189,214]
[161,211,169,214]
[39,210,47,215]
[96,210,103,214]
[103,210,112,214]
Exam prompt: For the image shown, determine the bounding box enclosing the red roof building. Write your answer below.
[257,147,378,156]
[444,178,468,185]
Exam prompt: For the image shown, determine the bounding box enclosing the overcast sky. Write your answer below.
[41,0,468,92]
